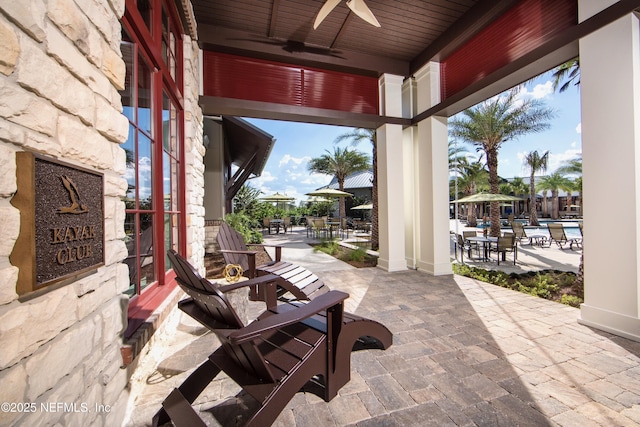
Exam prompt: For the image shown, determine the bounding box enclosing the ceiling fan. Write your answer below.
[313,0,381,29]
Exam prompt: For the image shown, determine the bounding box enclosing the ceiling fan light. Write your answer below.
[346,0,381,27]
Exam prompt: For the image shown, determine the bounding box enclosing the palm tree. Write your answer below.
[233,183,263,215]
[552,57,580,93]
[457,159,488,227]
[449,141,469,220]
[308,147,370,220]
[449,90,555,236]
[334,128,379,249]
[556,155,583,215]
[523,150,550,226]
[509,177,528,217]
[537,173,573,219]
[553,59,583,292]
[448,140,467,173]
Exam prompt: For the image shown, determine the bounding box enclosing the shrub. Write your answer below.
[452,263,576,304]
[314,239,339,256]
[224,212,263,244]
[560,294,583,308]
[348,247,367,263]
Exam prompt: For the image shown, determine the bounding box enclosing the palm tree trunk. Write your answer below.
[338,180,346,219]
[371,141,379,250]
[467,203,477,227]
[486,149,501,237]
[574,252,584,298]
[552,190,559,219]
[529,172,539,226]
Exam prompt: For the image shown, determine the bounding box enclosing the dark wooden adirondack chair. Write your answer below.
[154,250,392,427]
[217,222,330,302]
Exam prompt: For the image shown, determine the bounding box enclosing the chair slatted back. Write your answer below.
[168,250,243,327]
[547,223,566,241]
[462,231,476,240]
[217,222,250,272]
[497,234,515,250]
[167,250,276,383]
[511,221,527,239]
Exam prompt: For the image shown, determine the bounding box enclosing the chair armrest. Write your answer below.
[228,290,349,344]
[219,249,257,277]
[219,249,259,255]
[214,274,280,293]
[247,244,282,262]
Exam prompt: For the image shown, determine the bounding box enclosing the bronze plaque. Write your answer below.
[11,152,105,296]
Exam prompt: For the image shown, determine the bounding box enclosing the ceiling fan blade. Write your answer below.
[313,0,342,29]
[346,0,380,27]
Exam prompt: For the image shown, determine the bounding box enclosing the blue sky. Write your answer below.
[244,70,582,204]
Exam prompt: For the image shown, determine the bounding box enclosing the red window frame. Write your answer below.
[121,0,186,337]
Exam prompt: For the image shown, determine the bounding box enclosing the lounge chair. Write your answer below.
[217,222,330,302]
[154,250,392,427]
[511,221,547,246]
[547,223,581,249]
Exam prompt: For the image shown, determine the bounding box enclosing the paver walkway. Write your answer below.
[124,230,639,426]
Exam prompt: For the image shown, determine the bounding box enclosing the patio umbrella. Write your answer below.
[351,203,372,220]
[261,192,295,210]
[306,188,353,198]
[351,203,372,210]
[453,192,521,203]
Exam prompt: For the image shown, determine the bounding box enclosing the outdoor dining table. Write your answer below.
[465,236,498,261]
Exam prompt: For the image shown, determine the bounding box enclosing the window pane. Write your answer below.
[163,151,171,210]
[123,125,136,207]
[123,212,137,297]
[164,213,179,271]
[162,92,171,151]
[139,215,155,291]
[137,0,152,35]
[120,40,135,122]
[137,131,152,209]
[171,156,179,211]
[137,55,152,135]
[161,7,169,65]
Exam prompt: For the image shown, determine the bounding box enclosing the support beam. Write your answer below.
[578,0,640,342]
[412,63,452,276]
[377,74,407,272]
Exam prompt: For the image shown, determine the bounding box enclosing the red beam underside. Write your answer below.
[441,0,577,101]
[203,51,379,115]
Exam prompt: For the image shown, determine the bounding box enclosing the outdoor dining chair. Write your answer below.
[493,233,517,265]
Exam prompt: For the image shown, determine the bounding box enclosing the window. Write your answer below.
[120,0,184,337]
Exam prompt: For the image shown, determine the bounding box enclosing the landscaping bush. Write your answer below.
[452,263,581,307]
[313,239,340,256]
[224,212,263,244]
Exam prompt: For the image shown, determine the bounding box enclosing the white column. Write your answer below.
[578,0,640,341]
[377,74,407,271]
[413,63,452,275]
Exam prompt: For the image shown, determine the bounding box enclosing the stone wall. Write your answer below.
[183,35,205,270]
[0,1,131,425]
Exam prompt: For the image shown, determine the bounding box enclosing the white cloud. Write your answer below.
[301,172,331,187]
[575,123,582,134]
[549,148,582,173]
[279,154,310,169]
[519,80,554,99]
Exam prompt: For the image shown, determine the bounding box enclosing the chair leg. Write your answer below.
[244,350,327,427]
[153,358,222,426]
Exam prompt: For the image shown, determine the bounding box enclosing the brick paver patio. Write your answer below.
[125,232,640,426]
